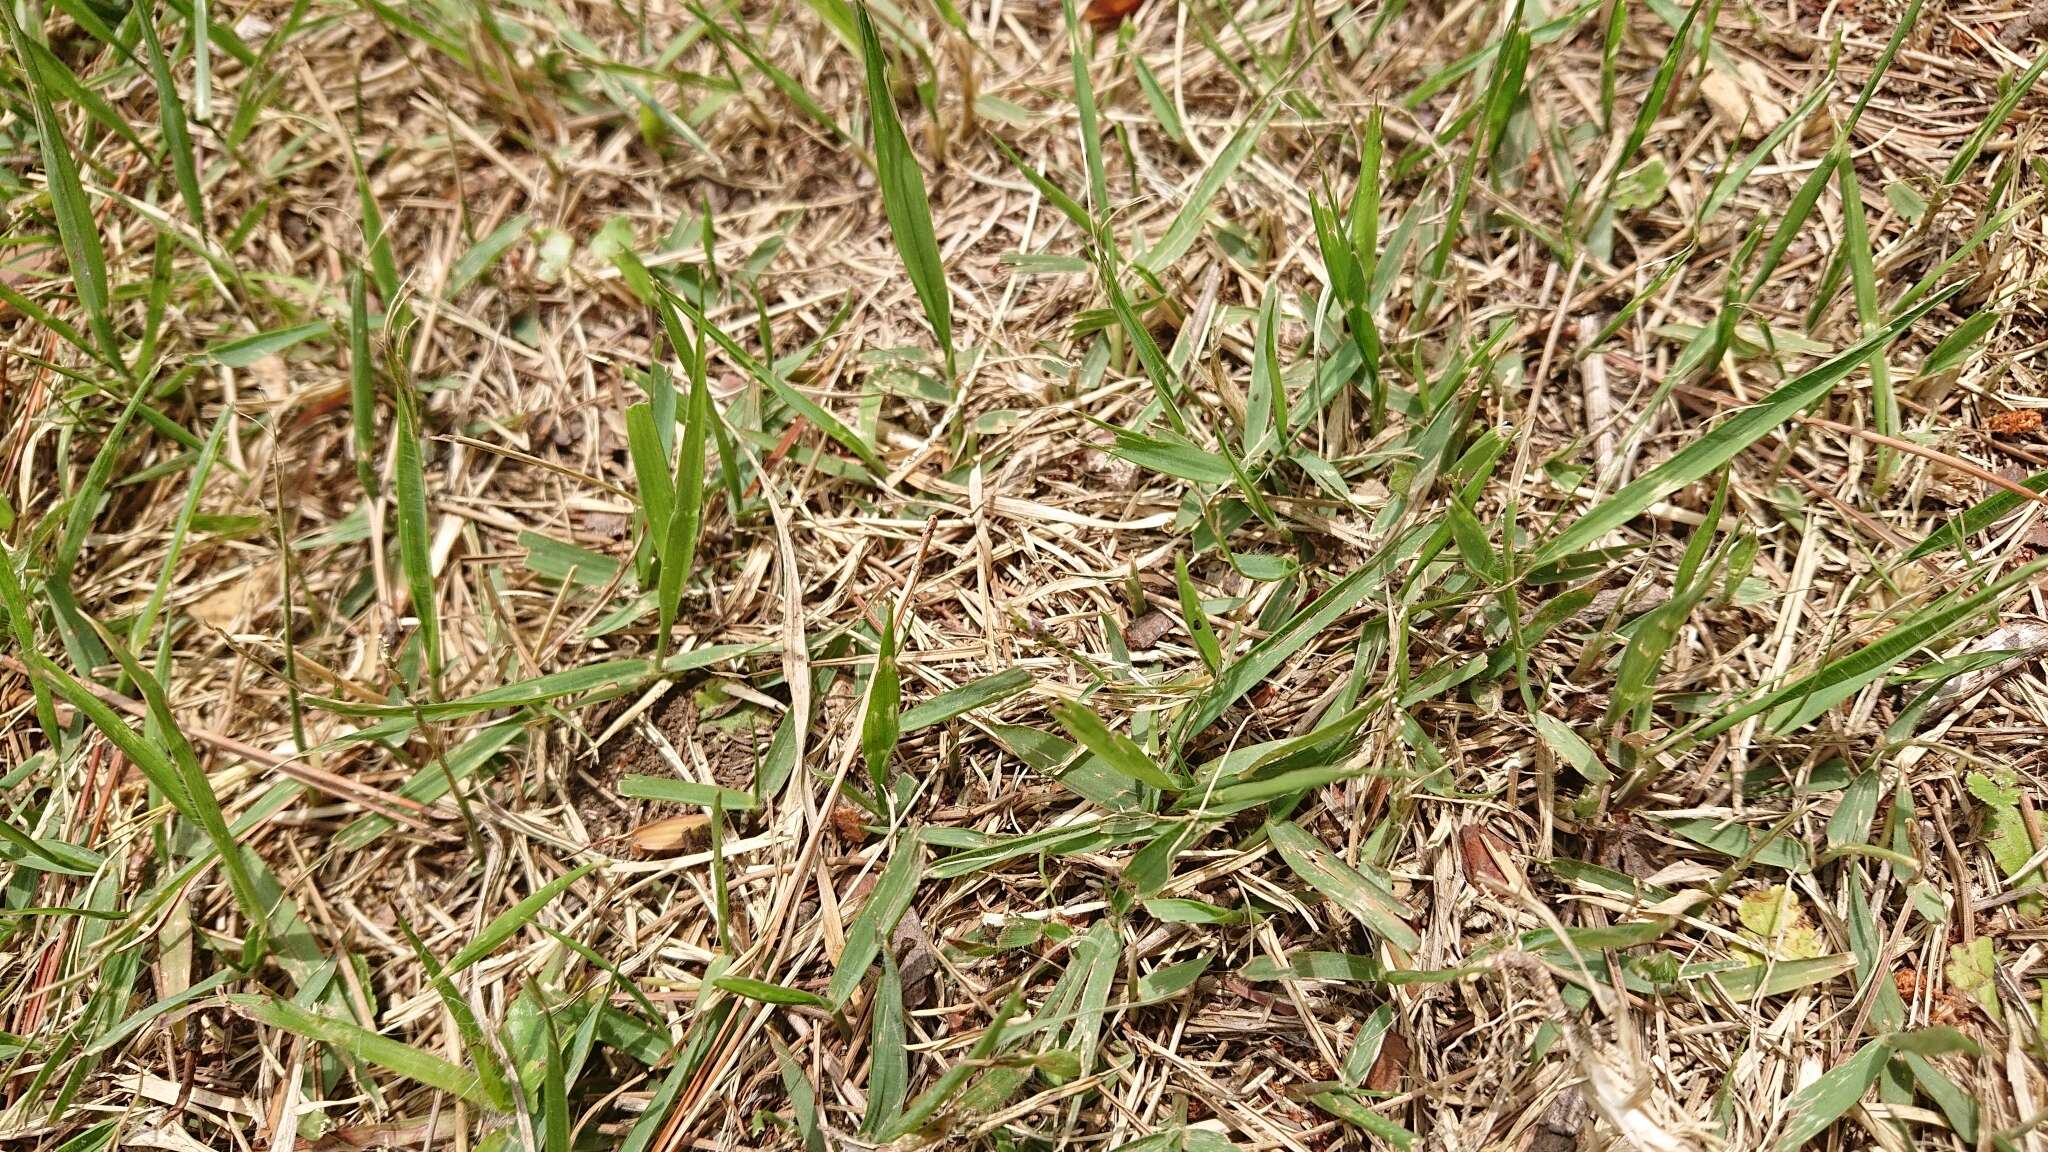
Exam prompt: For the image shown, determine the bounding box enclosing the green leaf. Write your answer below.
[348,271,380,500]
[1134,954,1212,1004]
[863,607,902,795]
[828,837,922,1007]
[1174,556,1222,672]
[446,213,533,298]
[1535,284,1962,566]
[1239,951,1380,983]
[1901,469,2048,562]
[227,994,486,1105]
[1267,821,1419,951]
[617,776,758,811]
[656,356,711,655]
[713,977,833,1010]
[1771,1038,1891,1151]
[1660,817,1808,871]
[771,1033,826,1152]
[32,649,269,960]
[1142,898,1243,925]
[901,668,1032,732]
[857,6,953,377]
[1104,424,1235,484]
[1920,309,1998,378]
[136,10,206,234]
[1184,529,1422,737]
[1050,700,1182,790]
[446,862,599,975]
[1698,953,1856,1001]
[1533,713,1609,783]
[1310,1090,1417,1147]
[1947,937,2003,1023]
[861,951,909,1134]
[1139,101,1279,274]
[1666,557,2048,750]
[394,389,440,680]
[203,321,331,367]
[6,6,120,368]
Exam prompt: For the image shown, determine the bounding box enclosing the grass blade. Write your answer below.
[227,994,487,1106]
[1050,700,1182,791]
[900,668,1033,732]
[393,387,440,685]
[1268,821,1420,951]
[6,26,123,373]
[1139,102,1278,274]
[445,213,532,298]
[445,861,599,975]
[655,332,711,659]
[1534,283,1961,565]
[828,836,922,1007]
[857,6,953,379]
[862,605,901,795]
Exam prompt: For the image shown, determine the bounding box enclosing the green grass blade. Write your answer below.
[137,10,207,234]
[1666,555,2048,758]
[394,387,440,685]
[445,212,532,298]
[398,921,516,1111]
[1267,821,1420,951]
[625,401,674,548]
[1184,525,1426,737]
[861,951,909,1134]
[227,993,487,1106]
[0,539,63,746]
[1612,0,1699,183]
[861,605,902,795]
[31,647,268,964]
[1139,102,1278,274]
[1175,556,1223,672]
[445,862,600,975]
[1943,48,2048,185]
[1061,0,1108,220]
[1900,468,2048,562]
[1698,61,1834,224]
[1771,1038,1890,1152]
[900,668,1033,732]
[348,271,379,500]
[654,341,712,658]
[668,288,883,473]
[1051,700,1181,790]
[1836,160,1895,482]
[858,6,953,379]
[1534,283,1961,565]
[828,835,922,1007]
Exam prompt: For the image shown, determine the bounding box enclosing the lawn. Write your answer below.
[3,0,2048,1148]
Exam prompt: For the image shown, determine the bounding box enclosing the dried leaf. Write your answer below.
[1701,59,1786,140]
[626,814,710,855]
[1083,0,1146,29]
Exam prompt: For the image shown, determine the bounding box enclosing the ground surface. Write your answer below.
[5,0,2048,1148]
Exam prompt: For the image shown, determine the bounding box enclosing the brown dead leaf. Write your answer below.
[1458,825,1527,895]
[1364,1032,1410,1092]
[1125,611,1174,649]
[1701,60,1787,140]
[1987,409,2043,437]
[188,562,279,629]
[626,814,710,855]
[1084,0,1146,28]
[830,802,870,843]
